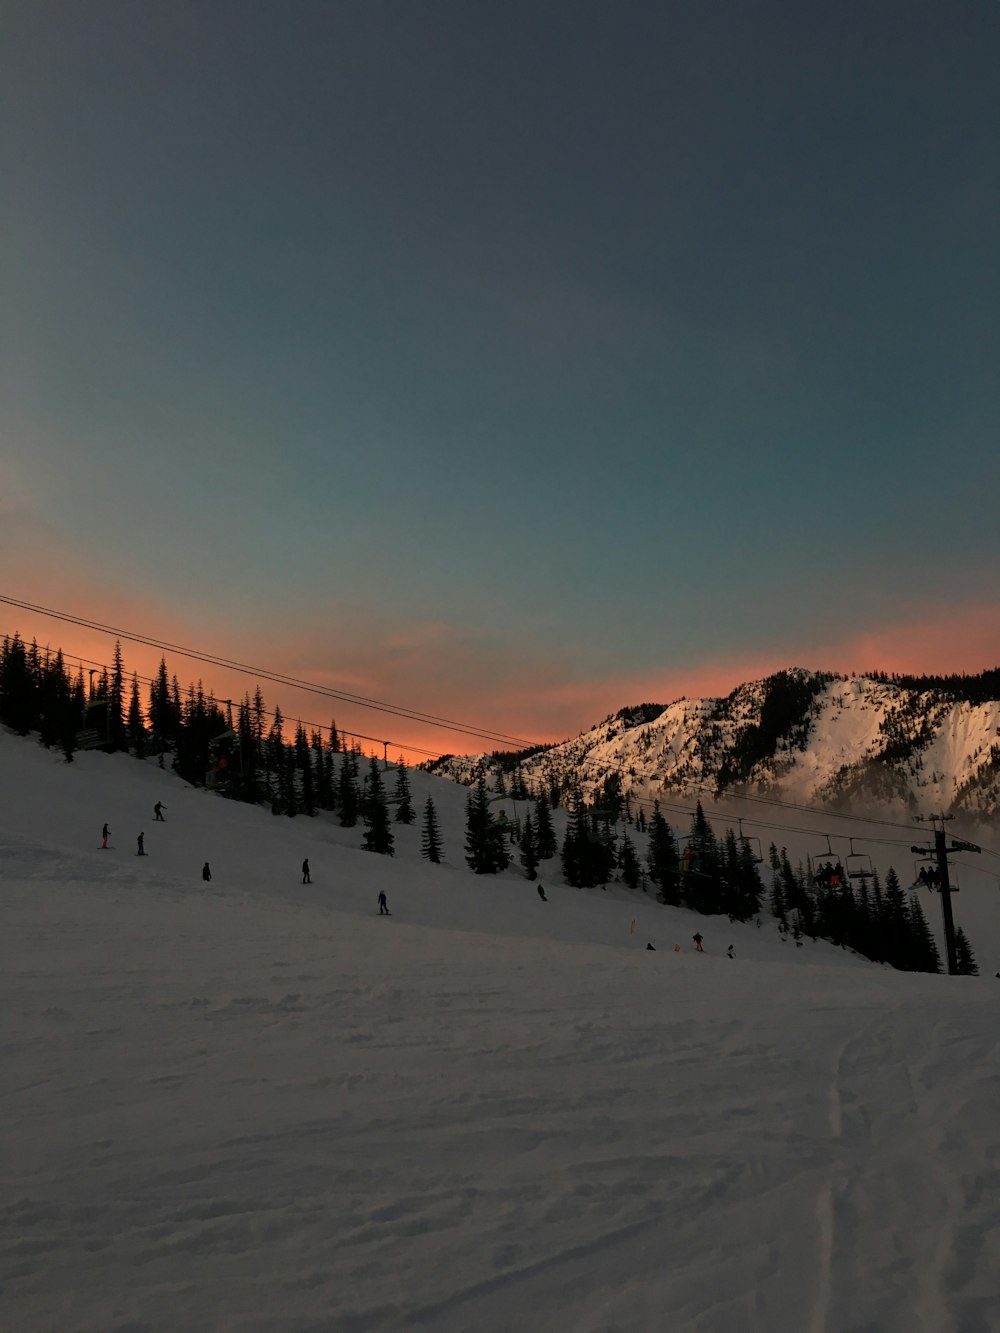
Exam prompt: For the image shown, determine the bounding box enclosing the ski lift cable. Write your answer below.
[0,595,538,749]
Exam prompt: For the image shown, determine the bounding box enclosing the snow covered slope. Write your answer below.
[3,732,1000,1332]
[433,669,1000,822]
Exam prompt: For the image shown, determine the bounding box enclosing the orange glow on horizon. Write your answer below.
[3,590,999,764]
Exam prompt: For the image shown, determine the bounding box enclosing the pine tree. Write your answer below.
[295,723,316,816]
[619,833,641,890]
[647,801,679,904]
[881,868,910,969]
[465,776,508,874]
[337,748,360,827]
[421,796,443,863]
[108,640,128,751]
[534,791,557,860]
[518,811,539,880]
[906,895,942,974]
[393,759,415,824]
[127,673,146,757]
[362,756,395,855]
[954,927,979,976]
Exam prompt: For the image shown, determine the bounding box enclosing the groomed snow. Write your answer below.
[3,734,999,1332]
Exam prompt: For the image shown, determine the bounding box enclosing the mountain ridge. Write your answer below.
[427,666,1000,822]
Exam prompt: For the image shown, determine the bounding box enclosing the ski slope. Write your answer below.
[3,734,1000,1332]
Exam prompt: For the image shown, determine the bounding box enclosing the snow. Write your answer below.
[3,732,1000,1332]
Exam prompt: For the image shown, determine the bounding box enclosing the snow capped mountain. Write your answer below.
[430,668,1000,822]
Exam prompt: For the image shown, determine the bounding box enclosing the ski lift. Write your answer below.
[736,818,763,865]
[845,838,874,881]
[911,861,942,892]
[805,831,848,885]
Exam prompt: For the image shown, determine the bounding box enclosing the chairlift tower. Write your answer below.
[911,815,981,976]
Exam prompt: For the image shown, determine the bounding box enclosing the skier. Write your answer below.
[154,802,166,821]
[137,832,145,856]
[378,890,389,916]
[646,942,656,951]
[101,823,110,849]
[727,944,734,959]
[302,858,311,884]
[692,932,704,952]
[537,883,547,902]
[202,861,212,883]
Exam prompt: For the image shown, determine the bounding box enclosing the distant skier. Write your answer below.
[692,932,704,952]
[154,802,166,822]
[378,890,389,916]
[101,823,110,849]
[727,944,734,959]
[202,861,212,883]
[302,858,311,884]
[646,942,656,951]
[537,883,547,902]
[137,832,145,856]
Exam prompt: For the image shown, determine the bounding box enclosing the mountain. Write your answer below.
[427,667,1000,822]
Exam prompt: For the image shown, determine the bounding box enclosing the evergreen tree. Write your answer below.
[362,756,395,855]
[465,776,508,874]
[0,634,33,734]
[881,868,910,969]
[647,801,679,904]
[127,673,146,756]
[108,640,128,751]
[619,833,641,890]
[295,723,316,816]
[393,759,415,824]
[518,811,539,880]
[768,844,787,923]
[906,895,942,974]
[148,659,173,756]
[421,796,443,863]
[337,748,361,827]
[534,791,557,860]
[954,927,979,976]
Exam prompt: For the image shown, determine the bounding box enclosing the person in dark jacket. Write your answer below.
[101,823,110,849]
[693,932,704,952]
[202,862,212,883]
[302,858,311,884]
[378,890,389,915]
[537,883,547,902]
[154,802,166,821]
[137,833,145,856]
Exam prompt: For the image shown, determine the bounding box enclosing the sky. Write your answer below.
[2,1,998,757]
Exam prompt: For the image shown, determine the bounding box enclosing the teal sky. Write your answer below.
[2,1,998,750]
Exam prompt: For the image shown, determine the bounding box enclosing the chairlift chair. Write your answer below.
[844,838,874,881]
[735,818,763,865]
[809,835,839,881]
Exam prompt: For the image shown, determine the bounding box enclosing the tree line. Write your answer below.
[0,632,978,975]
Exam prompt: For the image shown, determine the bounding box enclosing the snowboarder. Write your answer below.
[302,858,311,884]
[693,932,704,952]
[646,942,656,951]
[537,883,547,902]
[378,890,389,915]
[727,944,734,959]
[101,823,110,849]
[202,862,212,883]
[137,832,145,856]
[154,802,166,821]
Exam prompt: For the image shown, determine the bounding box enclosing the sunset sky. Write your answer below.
[2,1,998,758]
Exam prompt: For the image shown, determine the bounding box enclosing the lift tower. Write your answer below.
[911,815,980,976]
